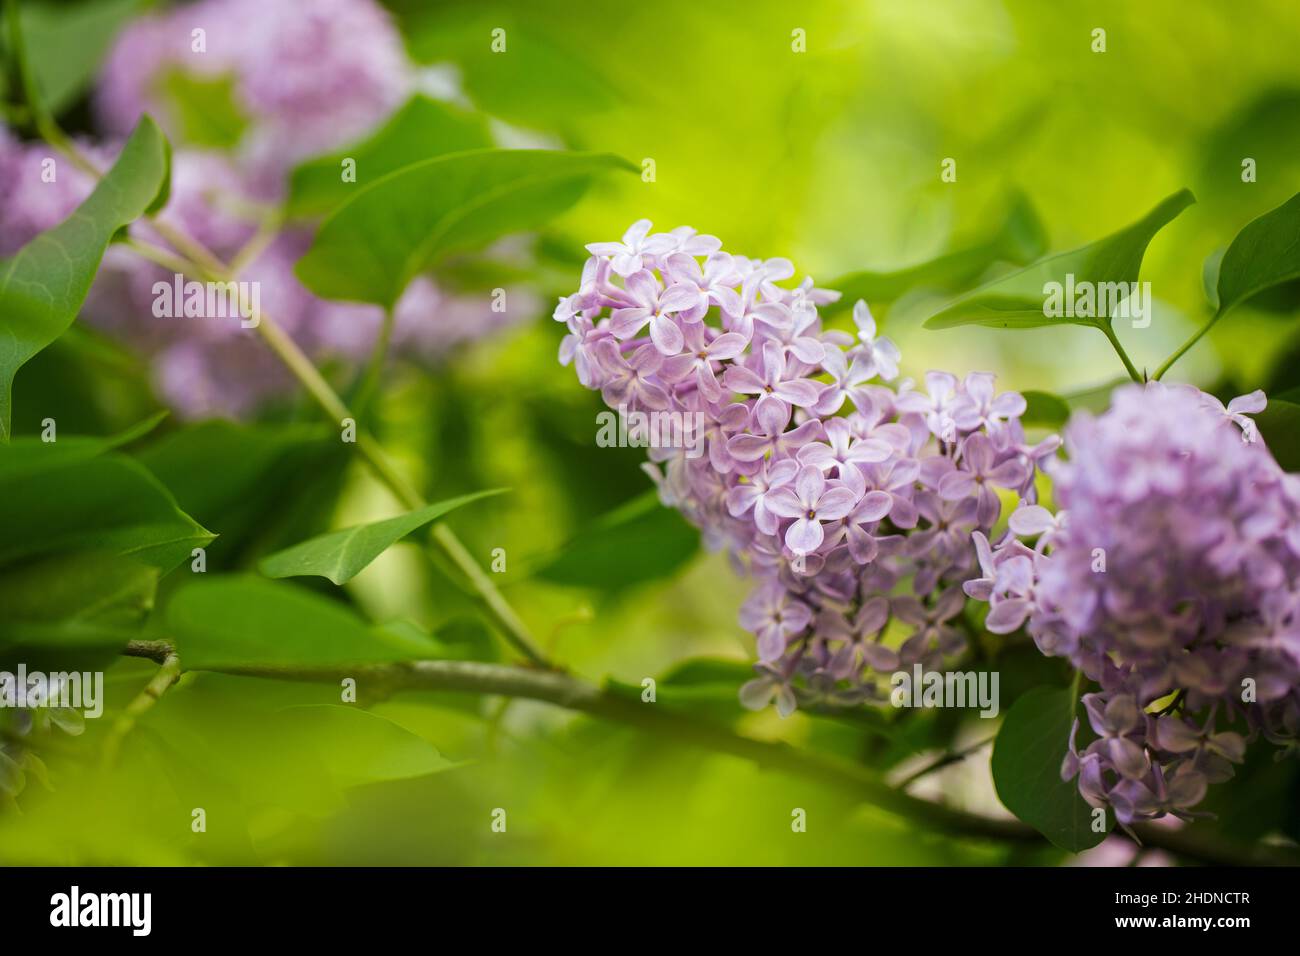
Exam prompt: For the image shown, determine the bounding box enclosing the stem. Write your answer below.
[1098,322,1143,383]
[100,651,182,770]
[895,733,997,789]
[1152,307,1224,381]
[351,306,395,417]
[121,640,1300,866]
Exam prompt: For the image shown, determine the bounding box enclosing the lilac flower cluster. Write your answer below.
[968,381,1300,827]
[0,0,530,419]
[558,220,1055,715]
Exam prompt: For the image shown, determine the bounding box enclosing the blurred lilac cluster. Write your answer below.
[558,220,1054,715]
[969,382,1300,827]
[0,0,528,419]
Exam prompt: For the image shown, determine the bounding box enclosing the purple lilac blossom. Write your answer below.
[0,0,533,420]
[558,220,1044,715]
[968,381,1300,828]
[96,0,411,194]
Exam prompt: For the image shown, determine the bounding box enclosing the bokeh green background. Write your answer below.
[4,0,1300,865]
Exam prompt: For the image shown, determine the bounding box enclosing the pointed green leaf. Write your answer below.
[275,705,455,786]
[1215,191,1300,318]
[535,490,700,588]
[0,449,212,573]
[295,148,636,307]
[0,116,170,440]
[0,551,157,655]
[286,95,492,219]
[0,410,166,479]
[260,489,506,585]
[991,686,1108,853]
[166,575,443,670]
[923,190,1194,331]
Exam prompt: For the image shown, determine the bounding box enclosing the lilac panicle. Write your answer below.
[970,381,1300,826]
[559,220,1048,715]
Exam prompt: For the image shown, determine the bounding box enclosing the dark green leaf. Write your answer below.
[259,489,506,585]
[0,449,212,573]
[535,491,700,589]
[923,190,1194,330]
[1215,191,1300,318]
[991,686,1107,852]
[286,95,492,219]
[135,420,348,565]
[0,410,165,479]
[0,551,157,656]
[295,148,636,307]
[1020,390,1071,429]
[165,575,443,670]
[1256,398,1300,472]
[0,116,170,440]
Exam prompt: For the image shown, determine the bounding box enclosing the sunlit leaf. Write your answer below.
[259,489,506,585]
[276,705,455,786]
[286,95,492,219]
[166,575,442,670]
[923,190,1194,331]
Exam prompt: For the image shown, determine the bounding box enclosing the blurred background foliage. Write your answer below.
[3,0,1299,865]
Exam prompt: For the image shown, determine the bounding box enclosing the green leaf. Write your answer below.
[824,192,1047,315]
[923,189,1195,331]
[156,68,248,149]
[535,490,700,589]
[1214,191,1300,318]
[135,421,347,564]
[259,489,507,585]
[295,148,636,307]
[165,575,443,670]
[1020,390,1071,429]
[0,551,157,657]
[1256,398,1300,472]
[286,95,492,219]
[0,449,212,573]
[0,410,166,479]
[17,0,143,117]
[274,705,454,787]
[0,116,170,440]
[991,686,1107,853]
